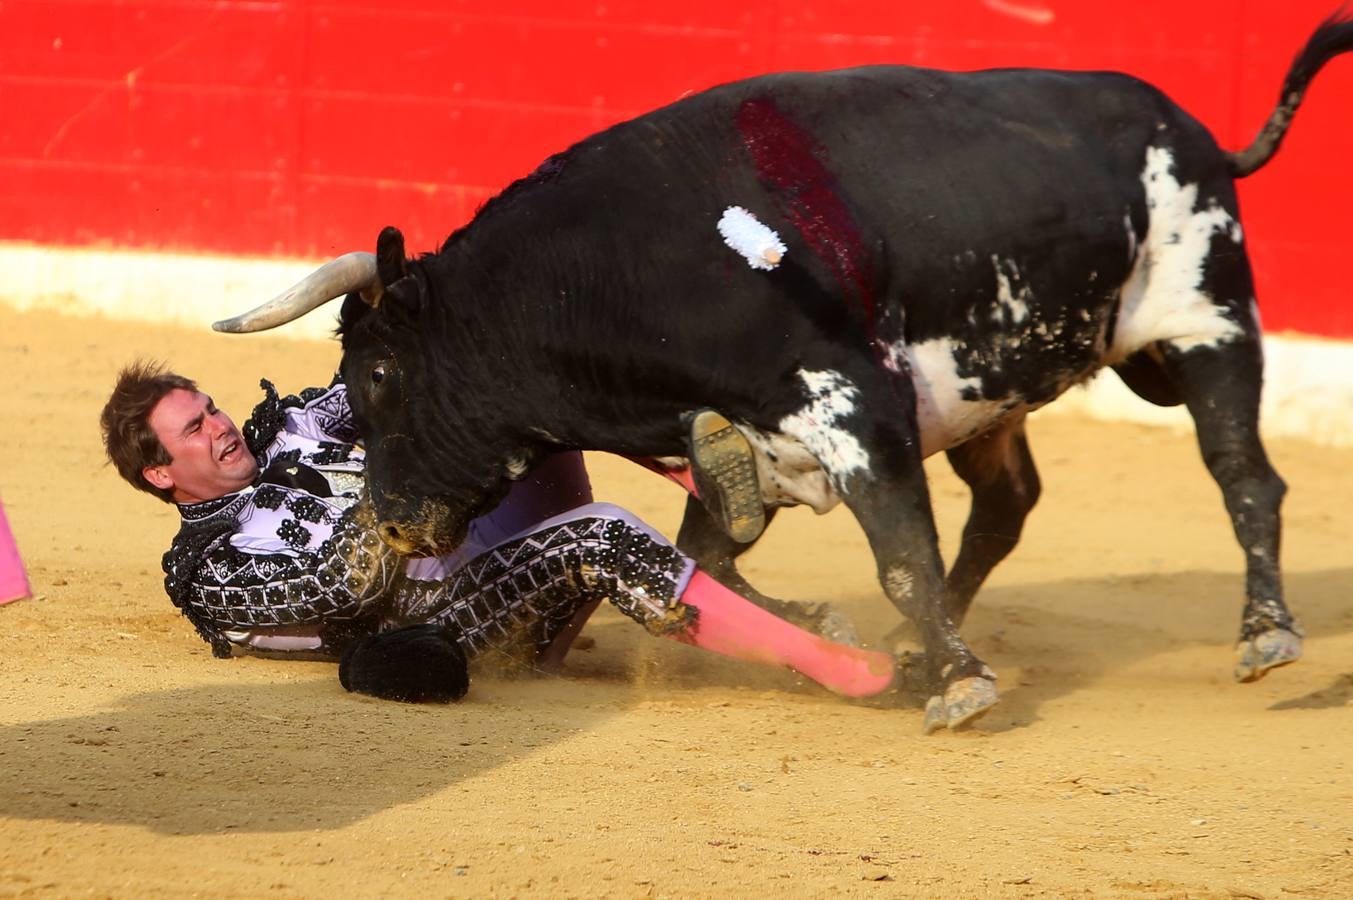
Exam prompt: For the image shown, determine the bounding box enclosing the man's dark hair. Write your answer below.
[100,361,197,503]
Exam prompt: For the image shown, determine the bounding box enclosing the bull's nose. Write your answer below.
[378,520,421,556]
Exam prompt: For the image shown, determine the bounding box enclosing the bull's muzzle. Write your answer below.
[377,519,442,557]
[373,496,465,558]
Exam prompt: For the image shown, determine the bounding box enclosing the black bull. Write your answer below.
[218,14,1353,732]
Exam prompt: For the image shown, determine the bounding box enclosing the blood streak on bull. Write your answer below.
[735,97,877,337]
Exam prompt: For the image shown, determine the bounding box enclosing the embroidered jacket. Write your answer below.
[161,378,406,658]
[157,378,693,663]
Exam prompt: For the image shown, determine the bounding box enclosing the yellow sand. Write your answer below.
[1,305,1350,898]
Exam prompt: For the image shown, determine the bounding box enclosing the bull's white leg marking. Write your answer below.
[777,369,871,490]
[885,565,915,604]
[1111,146,1246,358]
[735,369,873,514]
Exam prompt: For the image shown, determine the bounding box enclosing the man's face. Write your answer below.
[144,389,258,504]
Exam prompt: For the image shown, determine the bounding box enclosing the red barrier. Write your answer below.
[2,0,1350,336]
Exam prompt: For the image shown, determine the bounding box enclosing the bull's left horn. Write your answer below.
[212,252,379,333]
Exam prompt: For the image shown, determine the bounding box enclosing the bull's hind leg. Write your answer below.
[1161,337,1302,681]
[943,415,1042,626]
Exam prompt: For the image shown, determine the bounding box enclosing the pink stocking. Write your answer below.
[627,456,698,496]
[671,571,895,697]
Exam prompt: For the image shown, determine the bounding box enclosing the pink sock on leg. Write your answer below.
[625,457,699,496]
[671,571,894,697]
[662,466,697,496]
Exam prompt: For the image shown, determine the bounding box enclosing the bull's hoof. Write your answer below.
[1234,628,1303,683]
[922,676,999,734]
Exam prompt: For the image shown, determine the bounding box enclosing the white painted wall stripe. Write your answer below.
[1,242,341,342]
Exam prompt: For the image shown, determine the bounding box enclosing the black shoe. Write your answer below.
[688,409,766,544]
[339,624,470,703]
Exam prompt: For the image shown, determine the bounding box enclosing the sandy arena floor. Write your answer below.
[0,305,1350,898]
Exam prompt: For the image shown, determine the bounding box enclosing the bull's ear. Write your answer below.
[361,226,408,308]
[376,226,408,288]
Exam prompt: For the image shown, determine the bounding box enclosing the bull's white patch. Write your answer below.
[888,337,1025,457]
[875,337,909,375]
[992,257,1031,324]
[717,206,786,271]
[1111,147,1246,357]
[777,369,870,489]
[739,349,1015,511]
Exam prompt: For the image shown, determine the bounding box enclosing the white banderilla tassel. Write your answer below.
[717,206,787,271]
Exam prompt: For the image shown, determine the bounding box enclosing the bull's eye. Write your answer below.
[371,364,386,386]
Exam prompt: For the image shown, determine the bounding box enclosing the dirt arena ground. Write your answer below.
[1,304,1350,898]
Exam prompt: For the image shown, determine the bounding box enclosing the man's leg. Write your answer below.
[629,409,766,544]
[687,409,766,544]
[534,597,601,674]
[673,570,894,697]
[347,504,898,701]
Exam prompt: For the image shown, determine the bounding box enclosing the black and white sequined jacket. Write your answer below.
[160,378,694,664]
[160,378,413,659]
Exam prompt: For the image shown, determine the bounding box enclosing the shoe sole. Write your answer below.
[689,410,766,544]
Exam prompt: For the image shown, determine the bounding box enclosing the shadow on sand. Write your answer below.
[0,674,622,836]
[2,568,1346,832]
[938,566,1353,732]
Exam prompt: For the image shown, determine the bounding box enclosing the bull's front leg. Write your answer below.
[848,466,998,732]
[788,367,998,733]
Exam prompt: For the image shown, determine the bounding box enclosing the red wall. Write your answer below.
[3,0,1351,336]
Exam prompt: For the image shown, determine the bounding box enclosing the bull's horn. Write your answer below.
[212,252,379,333]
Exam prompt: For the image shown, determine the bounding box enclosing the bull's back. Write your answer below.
[458,62,1220,442]
[577,63,1184,324]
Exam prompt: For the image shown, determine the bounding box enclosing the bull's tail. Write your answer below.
[1229,8,1353,178]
